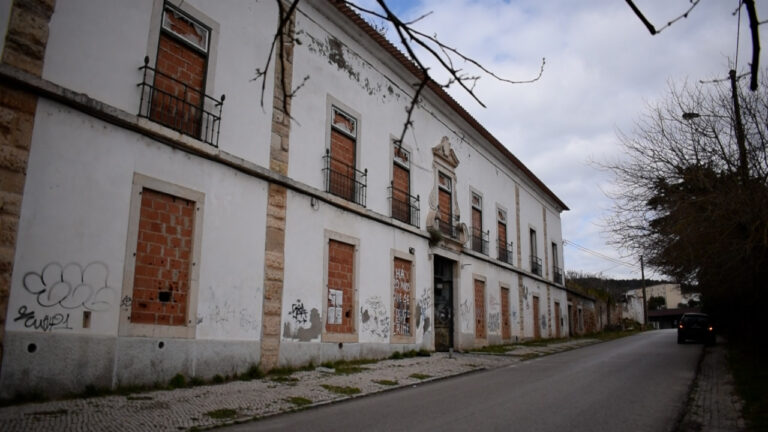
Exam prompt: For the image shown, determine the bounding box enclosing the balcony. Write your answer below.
[553,266,564,285]
[388,182,420,228]
[137,57,224,147]
[471,227,489,255]
[435,213,459,240]
[498,240,514,265]
[323,149,367,207]
[531,256,542,276]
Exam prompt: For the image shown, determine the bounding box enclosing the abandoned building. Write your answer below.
[0,0,570,398]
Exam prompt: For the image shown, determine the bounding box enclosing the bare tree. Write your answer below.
[625,0,762,90]
[605,73,768,339]
[253,0,545,146]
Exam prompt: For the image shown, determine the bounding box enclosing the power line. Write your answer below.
[563,239,639,269]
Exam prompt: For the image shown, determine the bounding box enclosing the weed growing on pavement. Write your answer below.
[518,353,540,361]
[168,374,187,388]
[271,375,299,384]
[25,409,68,417]
[286,396,313,407]
[373,379,398,386]
[212,374,225,383]
[471,344,516,354]
[409,373,432,380]
[126,395,153,401]
[390,349,432,359]
[320,384,361,395]
[205,408,238,419]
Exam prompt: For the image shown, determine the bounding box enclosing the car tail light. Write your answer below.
[708,326,713,331]
[678,324,684,329]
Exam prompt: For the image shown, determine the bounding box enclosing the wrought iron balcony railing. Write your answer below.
[553,266,564,285]
[323,149,367,207]
[435,212,459,239]
[137,57,224,147]
[388,182,420,228]
[498,240,514,265]
[531,256,542,276]
[471,227,489,255]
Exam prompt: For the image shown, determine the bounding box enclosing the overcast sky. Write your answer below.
[357,0,768,280]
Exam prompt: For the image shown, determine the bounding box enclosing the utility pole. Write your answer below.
[641,255,647,329]
[729,69,749,182]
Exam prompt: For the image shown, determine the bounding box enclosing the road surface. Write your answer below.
[224,329,702,432]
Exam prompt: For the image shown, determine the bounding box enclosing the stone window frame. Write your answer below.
[146,0,220,95]
[499,282,512,340]
[389,137,414,224]
[322,230,360,343]
[473,273,488,343]
[119,173,205,338]
[390,249,415,344]
[325,95,362,168]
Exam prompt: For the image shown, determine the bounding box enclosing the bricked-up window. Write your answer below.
[437,172,453,237]
[327,107,361,203]
[474,279,486,339]
[327,239,355,334]
[501,287,511,340]
[151,4,210,138]
[393,257,412,337]
[471,192,487,254]
[131,188,195,326]
[391,144,415,225]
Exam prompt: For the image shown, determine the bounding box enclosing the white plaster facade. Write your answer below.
[0,0,569,398]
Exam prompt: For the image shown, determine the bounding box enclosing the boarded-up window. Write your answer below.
[131,188,195,326]
[391,145,411,224]
[474,279,486,339]
[438,172,452,235]
[327,240,355,334]
[328,107,358,201]
[151,5,209,137]
[393,258,412,337]
[501,287,511,340]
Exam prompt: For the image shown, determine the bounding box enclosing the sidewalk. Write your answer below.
[678,341,747,432]
[0,339,598,431]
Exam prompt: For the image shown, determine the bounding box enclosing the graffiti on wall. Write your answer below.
[487,295,500,333]
[540,314,547,330]
[23,262,116,311]
[14,305,72,332]
[283,299,322,342]
[203,299,260,333]
[393,261,411,337]
[415,289,431,333]
[459,298,472,332]
[361,296,389,339]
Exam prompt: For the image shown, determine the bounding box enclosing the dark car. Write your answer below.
[677,312,715,344]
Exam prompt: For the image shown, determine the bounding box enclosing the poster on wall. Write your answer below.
[328,289,343,325]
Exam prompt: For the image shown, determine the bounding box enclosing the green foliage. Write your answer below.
[647,295,666,310]
[373,379,398,386]
[389,349,432,359]
[729,346,768,430]
[408,373,431,380]
[212,374,225,384]
[320,384,361,395]
[286,396,312,407]
[168,374,187,389]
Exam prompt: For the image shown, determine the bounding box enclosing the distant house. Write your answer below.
[0,0,569,398]
[623,284,701,329]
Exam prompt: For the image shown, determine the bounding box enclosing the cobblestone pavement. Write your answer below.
[678,341,746,432]
[0,339,598,431]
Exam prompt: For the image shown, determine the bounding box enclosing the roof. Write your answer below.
[327,1,569,211]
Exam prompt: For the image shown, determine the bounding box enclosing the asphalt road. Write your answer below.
[224,329,702,432]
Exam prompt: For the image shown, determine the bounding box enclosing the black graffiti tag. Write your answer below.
[289,300,308,324]
[23,262,116,311]
[14,305,72,332]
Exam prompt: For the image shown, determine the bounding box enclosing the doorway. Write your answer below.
[433,255,455,351]
[554,301,561,338]
[533,295,541,339]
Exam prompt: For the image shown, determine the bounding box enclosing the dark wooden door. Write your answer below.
[434,256,454,351]
[533,296,541,339]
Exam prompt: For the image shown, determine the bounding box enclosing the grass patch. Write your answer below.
[285,396,313,407]
[271,375,299,384]
[238,364,265,381]
[591,329,642,341]
[320,358,377,375]
[729,345,768,430]
[373,379,398,386]
[205,408,238,420]
[389,349,432,359]
[320,384,361,395]
[168,374,187,389]
[409,373,432,380]
[471,344,516,354]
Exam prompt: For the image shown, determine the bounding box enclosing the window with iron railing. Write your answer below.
[498,240,514,265]
[436,213,459,239]
[471,227,489,255]
[323,149,367,207]
[138,57,224,147]
[388,182,420,227]
[531,256,542,276]
[553,266,564,285]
